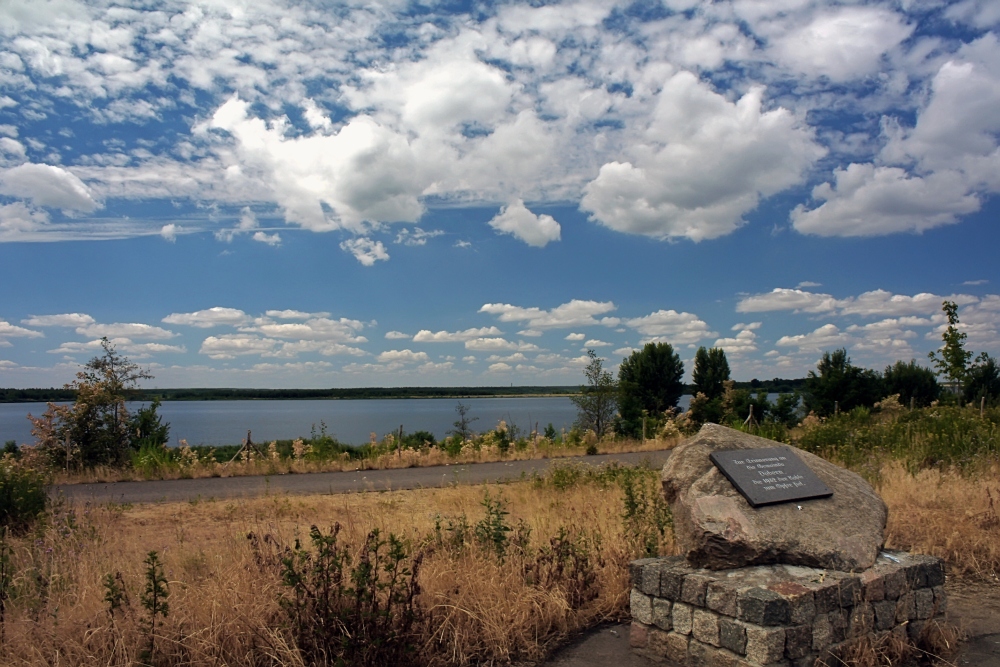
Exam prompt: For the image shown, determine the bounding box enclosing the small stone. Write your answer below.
[932,585,947,615]
[663,632,690,663]
[661,566,687,600]
[674,602,694,635]
[708,581,739,617]
[648,628,671,656]
[653,598,673,630]
[629,558,657,587]
[784,625,811,660]
[630,621,649,648]
[693,609,721,646]
[914,589,934,620]
[872,600,896,631]
[860,569,885,602]
[689,640,741,667]
[631,589,654,625]
[683,573,713,606]
[895,592,916,623]
[745,624,786,665]
[812,614,833,652]
[738,588,790,626]
[720,617,748,655]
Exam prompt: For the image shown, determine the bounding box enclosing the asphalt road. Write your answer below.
[52,450,672,504]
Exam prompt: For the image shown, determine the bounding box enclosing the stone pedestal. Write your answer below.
[629,551,946,667]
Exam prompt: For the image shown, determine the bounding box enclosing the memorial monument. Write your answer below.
[629,423,946,666]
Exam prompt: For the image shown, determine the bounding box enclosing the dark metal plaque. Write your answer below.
[709,446,833,508]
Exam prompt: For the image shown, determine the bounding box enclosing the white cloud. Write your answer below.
[838,290,976,317]
[394,227,444,246]
[737,288,839,314]
[776,324,852,353]
[0,320,43,339]
[791,164,979,236]
[0,202,49,238]
[252,230,281,246]
[487,362,512,373]
[963,280,989,286]
[731,321,762,331]
[765,7,914,82]
[0,163,100,212]
[50,337,186,358]
[625,309,715,345]
[377,349,429,364]
[200,334,278,359]
[23,313,94,327]
[480,300,617,329]
[76,323,177,340]
[159,223,179,242]
[163,307,249,328]
[714,328,758,356]
[487,200,561,247]
[340,237,389,266]
[246,317,366,343]
[583,339,611,347]
[464,338,540,352]
[581,72,824,241]
[518,329,543,337]
[384,331,411,340]
[216,208,260,243]
[413,326,503,343]
[565,333,586,341]
[265,310,330,320]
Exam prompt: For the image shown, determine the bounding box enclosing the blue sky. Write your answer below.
[0,0,998,389]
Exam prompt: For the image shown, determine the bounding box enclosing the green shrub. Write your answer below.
[0,461,48,534]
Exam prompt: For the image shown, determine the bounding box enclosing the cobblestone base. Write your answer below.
[628,551,946,667]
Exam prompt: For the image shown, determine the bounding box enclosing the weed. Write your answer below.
[474,491,512,559]
[139,551,169,664]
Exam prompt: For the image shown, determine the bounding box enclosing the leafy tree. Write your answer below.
[130,398,170,449]
[928,301,972,392]
[771,392,802,428]
[448,402,478,442]
[617,343,684,438]
[29,338,155,467]
[804,349,883,417]
[883,360,939,408]
[692,347,730,400]
[964,354,1000,406]
[572,349,618,438]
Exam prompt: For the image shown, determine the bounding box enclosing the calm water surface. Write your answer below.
[0,395,694,447]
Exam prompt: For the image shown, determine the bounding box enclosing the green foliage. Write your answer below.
[771,392,802,428]
[618,467,673,557]
[278,524,423,667]
[3,440,18,458]
[692,347,730,400]
[140,550,169,664]
[883,360,940,408]
[400,430,436,450]
[617,343,684,438]
[103,571,128,621]
[0,460,48,534]
[449,401,478,442]
[928,300,973,390]
[964,355,1000,406]
[571,350,618,438]
[130,398,170,449]
[804,349,884,417]
[474,492,513,558]
[543,423,558,441]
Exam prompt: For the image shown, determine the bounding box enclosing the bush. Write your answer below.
[0,460,48,534]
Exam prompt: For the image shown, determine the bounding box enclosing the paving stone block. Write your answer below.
[683,573,713,606]
[720,617,748,655]
[932,586,947,615]
[629,558,657,587]
[860,569,885,602]
[784,625,811,660]
[660,566,687,600]
[746,624,786,666]
[639,561,663,596]
[895,592,916,623]
[872,600,896,631]
[883,569,906,600]
[907,620,927,641]
[838,576,862,608]
[663,631,690,664]
[630,621,649,648]
[631,588,653,625]
[674,602,694,635]
[693,608,721,646]
[689,640,742,667]
[812,613,833,652]
[708,581,739,617]
[848,602,875,638]
[914,588,935,620]
[653,598,673,630]
[738,588,791,626]
[648,628,671,657]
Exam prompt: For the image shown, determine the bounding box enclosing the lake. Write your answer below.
[0,395,698,447]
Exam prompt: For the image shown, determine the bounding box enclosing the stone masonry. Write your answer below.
[629,550,946,667]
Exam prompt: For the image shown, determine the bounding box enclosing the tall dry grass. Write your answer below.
[0,464,674,665]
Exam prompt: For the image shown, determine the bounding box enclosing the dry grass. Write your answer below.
[48,436,680,486]
[0,467,674,666]
[881,460,1000,583]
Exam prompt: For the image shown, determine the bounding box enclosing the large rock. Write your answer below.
[662,423,887,572]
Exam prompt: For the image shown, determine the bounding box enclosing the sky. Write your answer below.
[0,0,998,389]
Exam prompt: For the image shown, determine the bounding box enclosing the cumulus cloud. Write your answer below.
[413,326,503,342]
[737,288,840,314]
[163,307,249,328]
[714,328,758,356]
[76,323,177,339]
[487,200,561,247]
[252,230,281,246]
[159,223,179,242]
[377,349,429,364]
[340,238,389,266]
[23,313,94,327]
[384,331,411,340]
[0,320,43,339]
[0,163,100,211]
[200,334,277,359]
[480,300,617,329]
[464,338,540,352]
[581,72,824,241]
[394,227,444,246]
[565,333,585,341]
[624,309,715,345]
[776,324,852,353]
[246,316,366,343]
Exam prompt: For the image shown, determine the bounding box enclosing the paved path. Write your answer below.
[52,450,672,504]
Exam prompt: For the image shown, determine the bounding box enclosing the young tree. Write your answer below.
[572,349,618,438]
[29,337,155,467]
[964,354,1000,406]
[883,360,939,408]
[692,347,730,400]
[804,349,883,417]
[449,401,478,442]
[617,342,684,438]
[928,300,972,392]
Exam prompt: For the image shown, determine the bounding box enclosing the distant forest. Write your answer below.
[0,379,806,403]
